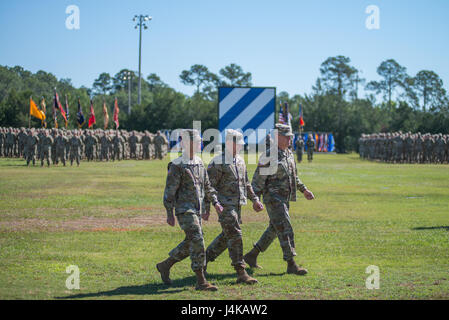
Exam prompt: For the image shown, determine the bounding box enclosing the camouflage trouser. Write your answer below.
[56,148,65,166]
[113,147,121,161]
[41,149,51,166]
[142,145,150,159]
[5,143,13,157]
[296,151,303,163]
[100,146,109,161]
[130,146,137,159]
[307,150,313,161]
[206,205,245,268]
[70,150,80,165]
[169,211,206,271]
[155,145,163,159]
[86,146,93,161]
[254,200,296,261]
[26,149,36,165]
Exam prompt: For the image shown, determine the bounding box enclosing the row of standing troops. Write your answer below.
[359,132,449,164]
[0,127,169,166]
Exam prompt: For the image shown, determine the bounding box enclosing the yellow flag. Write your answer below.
[30,98,45,120]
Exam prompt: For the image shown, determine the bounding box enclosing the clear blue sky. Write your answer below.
[1,0,448,98]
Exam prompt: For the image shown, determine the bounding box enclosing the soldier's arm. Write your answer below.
[251,165,268,199]
[163,163,181,216]
[293,161,307,193]
[203,165,219,206]
[205,161,222,212]
[245,168,260,203]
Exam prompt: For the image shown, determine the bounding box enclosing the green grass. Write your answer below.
[0,154,448,299]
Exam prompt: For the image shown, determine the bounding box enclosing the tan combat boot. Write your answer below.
[243,247,262,269]
[156,257,177,285]
[194,269,218,291]
[235,266,258,284]
[287,259,308,275]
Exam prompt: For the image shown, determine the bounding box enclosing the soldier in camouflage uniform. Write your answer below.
[40,130,53,167]
[100,132,110,161]
[5,128,15,157]
[24,130,39,166]
[55,130,69,166]
[112,131,122,161]
[295,135,304,163]
[69,131,82,166]
[243,124,315,275]
[156,129,224,291]
[154,130,168,160]
[128,131,139,159]
[141,131,152,160]
[306,134,315,162]
[204,129,264,285]
[18,128,27,159]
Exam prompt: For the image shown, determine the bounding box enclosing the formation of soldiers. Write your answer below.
[157,125,315,291]
[0,127,169,166]
[359,132,449,164]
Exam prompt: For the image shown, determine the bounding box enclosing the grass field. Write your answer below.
[0,153,448,300]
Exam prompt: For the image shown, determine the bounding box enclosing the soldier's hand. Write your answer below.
[253,200,264,212]
[166,213,175,226]
[202,210,210,221]
[304,189,315,200]
[214,203,223,215]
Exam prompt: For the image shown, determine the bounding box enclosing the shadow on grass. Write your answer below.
[412,226,449,231]
[56,272,237,299]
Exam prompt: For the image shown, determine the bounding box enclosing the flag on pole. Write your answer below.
[299,104,305,127]
[54,91,67,124]
[64,95,70,128]
[76,99,85,128]
[53,93,58,128]
[113,97,120,129]
[88,99,96,128]
[30,97,45,120]
[279,102,292,128]
[103,100,109,130]
[40,97,47,128]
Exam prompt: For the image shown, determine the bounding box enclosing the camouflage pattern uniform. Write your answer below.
[163,132,219,272]
[295,136,304,163]
[55,133,69,166]
[306,134,315,162]
[251,126,308,262]
[24,131,39,166]
[205,146,260,268]
[154,131,168,160]
[69,132,82,166]
[40,133,53,167]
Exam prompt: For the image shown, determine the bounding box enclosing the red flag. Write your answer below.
[88,99,96,128]
[299,104,305,127]
[54,91,67,124]
[113,97,119,129]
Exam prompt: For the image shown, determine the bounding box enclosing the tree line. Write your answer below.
[0,57,448,152]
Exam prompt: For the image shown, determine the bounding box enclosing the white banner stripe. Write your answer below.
[226,89,274,130]
[219,88,251,117]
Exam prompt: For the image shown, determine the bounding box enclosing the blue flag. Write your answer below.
[77,99,85,128]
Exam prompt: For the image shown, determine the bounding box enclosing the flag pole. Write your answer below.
[29,96,31,129]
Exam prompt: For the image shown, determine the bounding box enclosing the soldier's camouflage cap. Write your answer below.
[225,129,245,145]
[275,123,294,137]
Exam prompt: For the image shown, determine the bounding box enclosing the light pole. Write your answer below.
[123,71,132,115]
[133,14,152,105]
